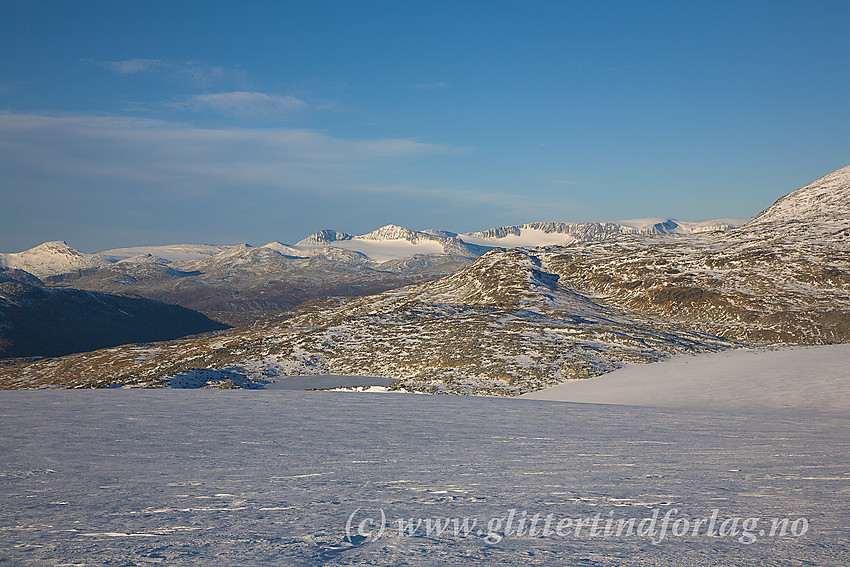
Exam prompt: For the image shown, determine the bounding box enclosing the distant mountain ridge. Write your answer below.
[296,229,353,245]
[466,218,743,239]
[0,216,749,279]
[1,165,848,391]
[0,215,748,322]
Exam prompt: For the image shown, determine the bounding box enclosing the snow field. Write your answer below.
[0,388,847,566]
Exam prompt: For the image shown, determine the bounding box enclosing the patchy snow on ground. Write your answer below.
[521,344,850,413]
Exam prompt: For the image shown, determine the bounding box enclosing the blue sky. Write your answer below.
[1,0,848,252]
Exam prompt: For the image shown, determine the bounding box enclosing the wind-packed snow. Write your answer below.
[0,385,846,566]
[522,344,850,412]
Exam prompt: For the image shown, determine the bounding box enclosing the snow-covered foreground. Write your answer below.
[1,389,847,565]
[522,344,850,412]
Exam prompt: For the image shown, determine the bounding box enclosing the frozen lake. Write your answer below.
[1,389,847,566]
[262,374,396,391]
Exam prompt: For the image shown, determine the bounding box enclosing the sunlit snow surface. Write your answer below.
[1,387,848,565]
[522,344,850,412]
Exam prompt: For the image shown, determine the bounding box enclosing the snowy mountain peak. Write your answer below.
[28,241,83,255]
[750,165,850,226]
[360,224,421,241]
[260,241,305,258]
[296,229,354,245]
[0,240,105,277]
[291,224,479,262]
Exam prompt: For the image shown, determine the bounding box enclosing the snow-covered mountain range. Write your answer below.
[2,166,847,391]
[7,164,845,285]
[0,215,747,323]
[0,217,748,278]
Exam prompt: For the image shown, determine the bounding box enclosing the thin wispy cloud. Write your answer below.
[173,91,308,116]
[0,111,577,248]
[412,82,449,90]
[357,182,520,205]
[98,58,164,74]
[88,58,244,87]
[0,111,453,200]
[0,111,551,242]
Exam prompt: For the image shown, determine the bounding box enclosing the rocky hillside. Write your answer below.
[542,166,850,343]
[0,273,228,359]
[46,245,471,324]
[2,217,746,322]
[0,248,734,392]
[749,165,850,227]
[1,166,846,392]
